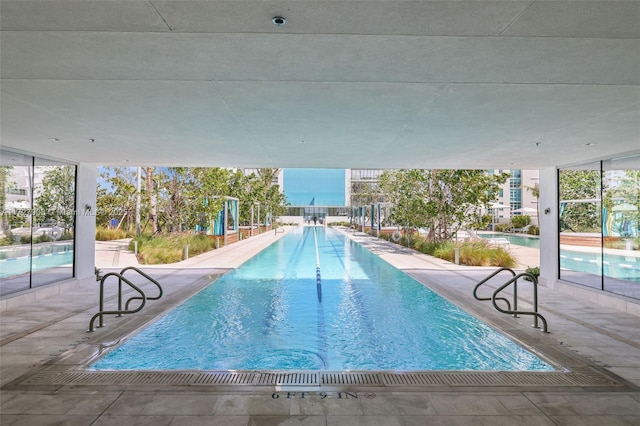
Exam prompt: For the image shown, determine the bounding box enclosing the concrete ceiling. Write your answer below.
[1,1,639,169]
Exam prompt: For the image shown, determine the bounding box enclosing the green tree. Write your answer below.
[97,167,138,231]
[33,165,76,231]
[154,167,191,233]
[378,169,508,241]
[603,169,639,237]
[0,166,14,231]
[523,182,540,220]
[559,169,601,232]
[145,167,158,234]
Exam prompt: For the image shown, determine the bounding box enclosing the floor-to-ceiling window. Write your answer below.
[558,155,639,299]
[0,150,76,296]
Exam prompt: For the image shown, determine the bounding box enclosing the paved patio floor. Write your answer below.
[1,226,639,425]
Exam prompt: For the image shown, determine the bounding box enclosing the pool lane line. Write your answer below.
[313,227,322,303]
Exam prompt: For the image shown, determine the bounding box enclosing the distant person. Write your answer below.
[313,216,317,225]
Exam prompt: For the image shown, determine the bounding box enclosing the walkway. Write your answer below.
[1,226,639,425]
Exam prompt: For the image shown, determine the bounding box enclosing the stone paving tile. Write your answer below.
[1,391,121,415]
[359,393,436,416]
[477,415,557,426]
[548,415,640,426]
[0,414,99,425]
[103,392,218,416]
[214,394,291,416]
[608,367,640,380]
[524,393,640,416]
[362,394,436,416]
[91,415,174,426]
[326,415,403,426]
[289,393,363,416]
[246,416,327,426]
[403,416,485,426]
[170,416,251,426]
[428,393,530,416]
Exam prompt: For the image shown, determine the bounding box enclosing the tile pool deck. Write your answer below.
[1,226,639,425]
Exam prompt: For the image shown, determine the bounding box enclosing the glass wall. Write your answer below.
[558,155,639,298]
[0,150,76,296]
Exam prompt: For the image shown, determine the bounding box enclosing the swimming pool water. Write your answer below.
[479,232,540,248]
[91,227,553,371]
[0,249,74,278]
[479,232,639,282]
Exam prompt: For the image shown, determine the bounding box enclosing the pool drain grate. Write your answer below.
[8,366,629,390]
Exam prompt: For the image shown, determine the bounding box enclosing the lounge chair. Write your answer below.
[488,238,510,250]
[513,224,532,233]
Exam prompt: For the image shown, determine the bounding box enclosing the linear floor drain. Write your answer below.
[194,372,256,385]
[7,367,632,390]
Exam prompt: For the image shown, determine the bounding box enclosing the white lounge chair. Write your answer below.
[513,224,532,234]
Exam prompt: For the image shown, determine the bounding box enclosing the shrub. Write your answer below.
[35,233,52,243]
[131,233,218,264]
[433,241,457,262]
[0,231,13,246]
[511,215,531,229]
[96,227,128,241]
[527,225,540,235]
[524,266,540,281]
[493,223,511,232]
[328,221,350,227]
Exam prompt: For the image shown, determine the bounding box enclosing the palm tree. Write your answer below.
[523,183,540,223]
[256,168,281,188]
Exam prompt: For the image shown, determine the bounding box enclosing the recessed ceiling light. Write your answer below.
[585,142,596,146]
[272,16,286,26]
[49,138,60,142]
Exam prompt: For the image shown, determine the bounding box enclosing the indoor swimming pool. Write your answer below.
[91,227,553,372]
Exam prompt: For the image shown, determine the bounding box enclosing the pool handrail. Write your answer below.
[473,267,515,312]
[120,266,163,310]
[88,272,147,332]
[491,272,549,333]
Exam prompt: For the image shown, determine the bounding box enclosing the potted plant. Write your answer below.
[524,266,539,281]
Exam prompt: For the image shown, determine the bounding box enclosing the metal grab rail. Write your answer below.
[120,266,163,310]
[88,273,147,332]
[491,273,549,333]
[473,267,515,312]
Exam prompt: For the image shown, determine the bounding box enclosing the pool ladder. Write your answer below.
[88,266,163,332]
[473,267,549,333]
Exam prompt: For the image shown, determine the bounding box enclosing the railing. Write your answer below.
[473,267,549,333]
[492,273,548,333]
[472,267,516,313]
[88,267,163,332]
[120,266,163,310]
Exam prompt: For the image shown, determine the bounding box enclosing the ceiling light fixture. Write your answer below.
[49,138,60,142]
[272,16,286,26]
[585,142,596,146]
